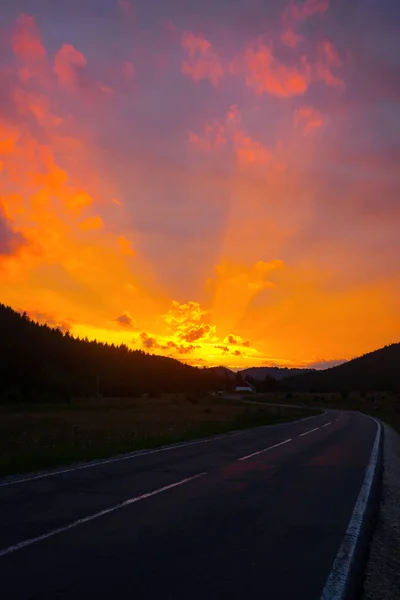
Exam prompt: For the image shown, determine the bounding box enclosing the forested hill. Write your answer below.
[240,366,315,381]
[0,304,221,402]
[284,343,400,392]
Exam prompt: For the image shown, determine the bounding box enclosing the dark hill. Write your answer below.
[284,344,400,392]
[240,366,315,381]
[0,304,223,402]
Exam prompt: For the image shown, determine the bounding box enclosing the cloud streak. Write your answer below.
[0,1,398,368]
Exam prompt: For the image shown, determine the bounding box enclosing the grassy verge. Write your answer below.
[250,391,400,433]
[0,394,320,477]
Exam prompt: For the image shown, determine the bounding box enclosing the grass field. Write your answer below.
[252,391,400,433]
[0,394,319,477]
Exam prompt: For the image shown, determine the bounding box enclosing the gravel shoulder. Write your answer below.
[362,423,400,600]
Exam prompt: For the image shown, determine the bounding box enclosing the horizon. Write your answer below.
[1,0,399,369]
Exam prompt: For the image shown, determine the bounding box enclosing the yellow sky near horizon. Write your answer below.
[1,4,399,369]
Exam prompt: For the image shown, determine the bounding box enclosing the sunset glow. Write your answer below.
[1,0,399,369]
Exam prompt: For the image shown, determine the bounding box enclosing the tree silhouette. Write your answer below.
[0,304,224,403]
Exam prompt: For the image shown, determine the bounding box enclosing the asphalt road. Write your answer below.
[0,409,377,600]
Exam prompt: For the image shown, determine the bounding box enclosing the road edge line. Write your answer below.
[319,414,382,600]
[0,408,326,488]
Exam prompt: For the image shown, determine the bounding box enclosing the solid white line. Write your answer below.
[0,409,328,488]
[0,430,248,488]
[319,416,381,600]
[321,422,332,428]
[238,438,292,461]
[299,427,320,437]
[0,472,206,559]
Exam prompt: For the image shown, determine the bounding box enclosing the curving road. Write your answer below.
[0,409,378,599]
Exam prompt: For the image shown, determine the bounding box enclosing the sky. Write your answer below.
[0,0,399,370]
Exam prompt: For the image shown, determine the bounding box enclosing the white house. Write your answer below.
[235,385,255,393]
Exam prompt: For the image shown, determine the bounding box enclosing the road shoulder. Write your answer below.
[362,423,400,600]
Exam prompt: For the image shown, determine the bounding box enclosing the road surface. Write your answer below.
[0,409,377,599]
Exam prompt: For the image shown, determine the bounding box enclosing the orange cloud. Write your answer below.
[79,216,103,230]
[117,235,136,256]
[295,106,323,134]
[212,260,284,337]
[245,44,310,97]
[163,300,216,342]
[0,204,26,257]
[12,14,46,62]
[181,32,223,85]
[67,192,93,213]
[13,88,63,129]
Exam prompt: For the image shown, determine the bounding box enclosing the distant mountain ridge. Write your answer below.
[284,343,400,392]
[240,366,315,381]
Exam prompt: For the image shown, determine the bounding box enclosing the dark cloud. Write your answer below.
[180,324,211,343]
[224,334,251,347]
[139,333,197,354]
[214,345,229,354]
[113,311,137,329]
[0,209,26,256]
[140,332,157,349]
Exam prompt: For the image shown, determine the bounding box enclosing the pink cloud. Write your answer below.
[283,0,329,25]
[53,44,114,99]
[281,0,329,47]
[316,39,343,87]
[12,14,46,62]
[226,105,241,125]
[234,132,271,166]
[121,60,135,81]
[118,0,134,19]
[281,30,304,48]
[245,44,310,97]
[189,122,227,153]
[295,106,324,134]
[54,44,87,88]
[181,32,223,86]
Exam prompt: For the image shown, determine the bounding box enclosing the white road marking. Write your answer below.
[321,422,332,428]
[320,416,381,600]
[0,431,249,488]
[0,410,328,488]
[0,472,206,559]
[238,438,292,461]
[299,427,320,437]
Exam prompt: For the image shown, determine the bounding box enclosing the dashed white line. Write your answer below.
[299,427,320,437]
[0,472,207,559]
[238,438,292,461]
[322,422,332,428]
